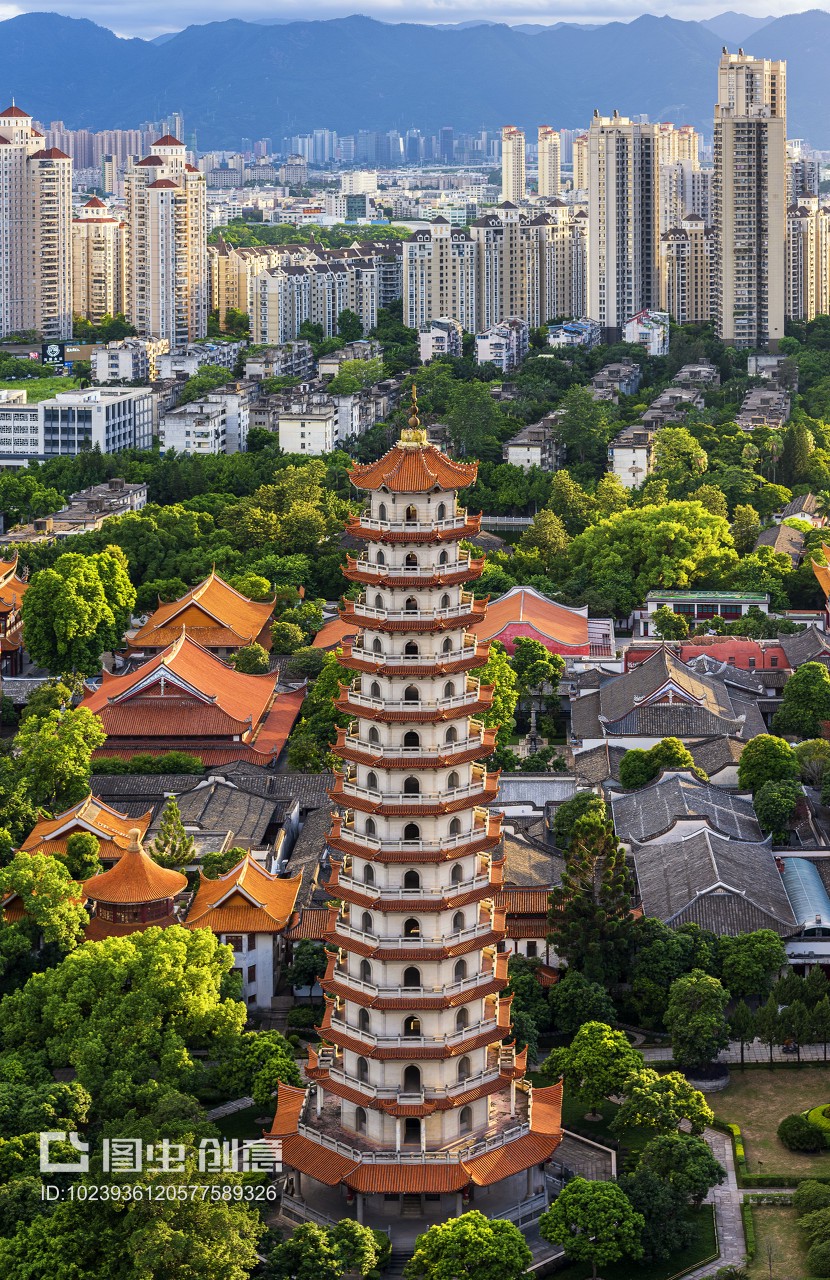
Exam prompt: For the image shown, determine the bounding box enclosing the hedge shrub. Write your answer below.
[777,1112,826,1152]
[807,1241,830,1279]
[794,1180,830,1217]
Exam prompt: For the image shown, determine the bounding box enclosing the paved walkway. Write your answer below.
[682,1126,745,1280]
[643,1037,830,1066]
[205,1096,254,1120]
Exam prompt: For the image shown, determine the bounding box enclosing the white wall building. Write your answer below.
[159,400,227,454]
[475,318,529,372]
[419,317,463,363]
[277,402,337,455]
[92,337,170,383]
[623,309,670,356]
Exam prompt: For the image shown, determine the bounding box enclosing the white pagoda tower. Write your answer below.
[271,405,563,1232]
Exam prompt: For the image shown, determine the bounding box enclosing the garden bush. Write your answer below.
[807,1240,830,1279]
[777,1112,826,1152]
[794,1178,830,1216]
[806,1103,830,1140]
[285,1005,322,1029]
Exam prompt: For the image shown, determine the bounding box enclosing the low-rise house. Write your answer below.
[475,318,529,372]
[21,794,153,866]
[671,360,721,388]
[127,570,274,659]
[590,359,642,398]
[244,341,314,381]
[92,337,169,383]
[623,309,669,356]
[547,318,601,349]
[736,387,791,431]
[608,423,654,489]
[776,493,824,527]
[2,479,148,543]
[754,522,806,568]
[640,386,704,426]
[317,340,382,378]
[159,399,227,455]
[609,770,762,849]
[635,590,770,637]
[502,415,563,472]
[156,340,246,379]
[419,318,463,363]
[82,827,188,941]
[469,584,615,661]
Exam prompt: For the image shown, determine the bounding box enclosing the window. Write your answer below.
[456,1008,469,1031]
[403,1015,421,1037]
[403,822,420,841]
[443,681,456,698]
[365,817,377,837]
[361,911,373,933]
[445,726,458,744]
[363,864,375,885]
[247,964,256,983]
[404,640,420,657]
[355,1106,367,1134]
[451,862,463,884]
[403,1064,421,1094]
[225,935,243,952]
[358,1008,370,1032]
[440,594,450,609]
[448,770,459,790]
[403,730,420,748]
[404,917,420,938]
[404,685,420,703]
[360,960,372,984]
[405,553,418,568]
[248,933,256,950]
[403,776,420,795]
[459,1106,472,1134]
[748,657,756,669]
[378,502,387,521]
[404,869,422,891]
[357,1056,369,1083]
[403,966,421,988]
[457,1055,471,1082]
[376,550,385,565]
[403,1118,421,1145]
[374,594,384,609]
[404,596,418,613]
[439,550,449,565]
[370,681,381,699]
[452,910,465,931]
[442,637,453,653]
[368,726,380,744]
[527,941,538,958]
[770,656,778,667]
[372,638,383,654]
[437,502,446,520]
[405,505,418,523]
[454,959,467,982]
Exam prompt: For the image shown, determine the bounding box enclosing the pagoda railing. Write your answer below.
[343,684,480,714]
[336,813,495,853]
[330,963,497,1002]
[336,869,491,899]
[341,728,486,757]
[298,1112,530,1165]
[327,1015,498,1050]
[326,1065,502,1102]
[336,774,488,808]
[356,510,469,534]
[334,917,493,950]
[347,639,480,666]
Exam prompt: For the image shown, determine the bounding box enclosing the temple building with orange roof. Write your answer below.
[184,854,302,1009]
[812,549,830,629]
[127,570,275,659]
[0,553,29,675]
[82,827,187,941]
[468,584,615,662]
[80,631,304,766]
[20,794,152,865]
[269,410,563,1235]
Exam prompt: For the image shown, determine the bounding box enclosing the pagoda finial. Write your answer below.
[400,386,427,447]
[126,827,143,853]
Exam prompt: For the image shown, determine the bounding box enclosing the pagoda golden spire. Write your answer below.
[400,385,427,446]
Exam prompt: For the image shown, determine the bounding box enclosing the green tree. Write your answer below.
[517,510,569,573]
[0,853,88,950]
[200,847,247,880]
[177,364,232,406]
[548,969,616,1038]
[287,940,326,989]
[773,662,830,738]
[794,738,830,785]
[664,969,730,1072]
[61,831,103,881]
[729,1000,757,1070]
[629,919,717,1029]
[753,778,801,841]
[228,642,270,674]
[446,382,505,459]
[21,547,137,675]
[653,426,708,493]
[780,999,812,1064]
[271,620,306,654]
[619,1165,691,1262]
[811,994,830,1063]
[215,1030,302,1106]
[327,357,386,394]
[548,815,635,985]
[551,791,607,851]
[539,1178,644,1280]
[476,640,519,748]
[651,605,689,640]
[226,571,274,601]
[754,992,782,1068]
[611,1068,713,1136]
[13,706,106,811]
[692,483,729,520]
[619,737,705,790]
[336,308,364,342]
[637,1132,725,1208]
[731,504,762,554]
[737,734,799,792]
[542,1021,643,1116]
[405,1210,533,1280]
[555,385,615,472]
[717,929,787,1000]
[150,798,195,871]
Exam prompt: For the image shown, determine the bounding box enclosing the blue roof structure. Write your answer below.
[780,857,830,933]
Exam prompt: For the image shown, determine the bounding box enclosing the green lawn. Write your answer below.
[711,1067,830,1178]
[748,1206,820,1280]
[527,1073,655,1160]
[0,376,80,402]
[212,1104,270,1142]
[554,1206,717,1280]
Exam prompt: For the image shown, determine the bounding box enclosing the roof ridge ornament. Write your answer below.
[400,386,427,447]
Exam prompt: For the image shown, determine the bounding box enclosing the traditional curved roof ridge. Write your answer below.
[349,400,477,493]
[83,828,187,904]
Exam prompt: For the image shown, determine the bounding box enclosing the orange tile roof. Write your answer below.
[349,435,477,494]
[82,631,280,733]
[83,829,187,904]
[21,794,153,861]
[284,909,330,940]
[184,855,301,934]
[812,552,830,599]
[312,616,358,650]
[84,912,179,941]
[128,571,274,652]
[471,585,588,649]
[496,888,552,914]
[0,553,27,617]
[348,1163,470,1194]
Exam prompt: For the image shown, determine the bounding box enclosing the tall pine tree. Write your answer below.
[151,798,195,872]
[548,813,635,986]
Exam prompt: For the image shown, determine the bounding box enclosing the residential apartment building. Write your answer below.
[155,341,245,380]
[159,400,227,454]
[0,387,153,465]
[608,423,655,489]
[402,221,477,332]
[712,49,787,348]
[125,134,208,346]
[660,215,714,323]
[501,126,526,203]
[91,337,170,383]
[252,257,379,346]
[419,317,463,362]
[537,127,561,197]
[71,197,126,324]
[572,134,589,191]
[502,414,563,471]
[0,104,72,340]
[623,308,670,356]
[587,112,660,337]
[207,234,284,324]
[277,400,336,455]
[658,162,711,235]
[244,341,314,380]
[475,318,529,372]
[786,197,830,322]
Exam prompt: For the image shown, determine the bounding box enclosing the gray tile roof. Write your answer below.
[683,654,766,694]
[610,770,762,845]
[779,626,830,668]
[281,806,332,907]
[633,830,797,936]
[754,523,806,567]
[502,833,565,888]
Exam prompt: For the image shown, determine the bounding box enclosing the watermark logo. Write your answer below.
[39,1133,281,1176]
[40,1132,90,1174]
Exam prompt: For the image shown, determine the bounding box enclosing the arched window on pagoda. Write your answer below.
[405,505,418,524]
[363,864,375,885]
[456,1008,469,1032]
[361,911,373,933]
[439,550,449,565]
[359,960,372,984]
[358,1008,370,1033]
[451,863,463,883]
[402,1065,421,1094]
[452,910,465,931]
[447,770,459,790]
[403,966,421,988]
[404,917,420,938]
[403,1118,422,1145]
[355,1106,367,1134]
[460,1106,473,1134]
[404,685,420,703]
[457,1056,471,1082]
[404,596,418,613]
[444,681,456,698]
[449,818,462,836]
[368,726,380,744]
[405,552,418,568]
[403,776,420,795]
[378,502,387,521]
[403,1015,420,1038]
[357,1056,369,1083]
[403,729,420,748]
[403,869,420,890]
[374,594,384,609]
[437,502,446,520]
[365,817,377,837]
[367,771,378,791]
[440,593,450,609]
[454,959,467,982]
[376,550,385,565]
[370,681,381,698]
[372,638,383,654]
[445,726,458,744]
[442,637,453,653]
[403,822,420,841]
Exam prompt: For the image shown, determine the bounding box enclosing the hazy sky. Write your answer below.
[0,0,819,39]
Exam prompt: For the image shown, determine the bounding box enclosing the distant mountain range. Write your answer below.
[1,9,829,148]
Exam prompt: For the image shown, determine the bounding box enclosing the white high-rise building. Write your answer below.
[125,134,208,346]
[402,221,477,333]
[537,126,561,198]
[0,104,72,340]
[786,196,830,322]
[713,49,787,348]
[587,111,660,336]
[72,197,126,324]
[270,416,564,1234]
[501,126,526,203]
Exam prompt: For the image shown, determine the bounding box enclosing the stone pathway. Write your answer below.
[643,1037,830,1066]
[205,1095,254,1120]
[681,1126,746,1280]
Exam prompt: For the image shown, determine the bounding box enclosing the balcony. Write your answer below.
[345,591,480,625]
[341,723,487,758]
[331,809,500,856]
[334,913,495,951]
[335,768,491,809]
[330,958,501,1003]
[342,676,482,714]
[335,865,491,900]
[328,1016,497,1050]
